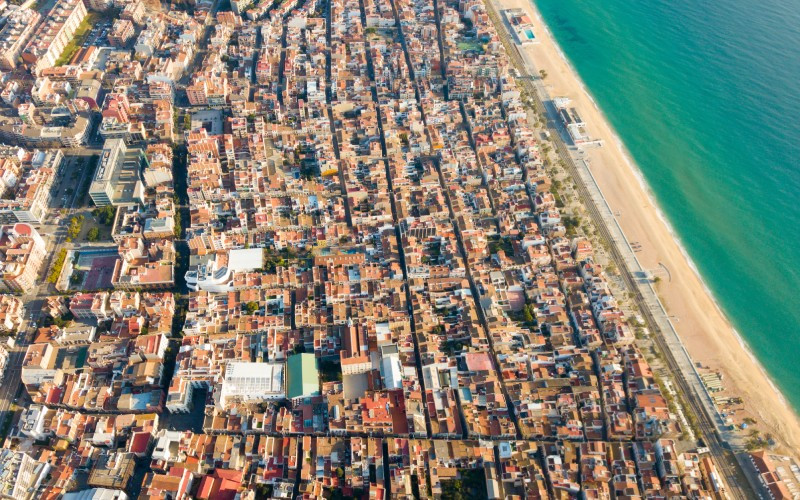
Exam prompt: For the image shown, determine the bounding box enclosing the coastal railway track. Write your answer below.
[481,2,755,498]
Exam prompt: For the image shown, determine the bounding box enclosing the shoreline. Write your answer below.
[592,99,796,416]
[538,16,793,415]
[494,0,800,456]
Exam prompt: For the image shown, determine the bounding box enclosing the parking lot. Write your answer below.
[82,20,113,49]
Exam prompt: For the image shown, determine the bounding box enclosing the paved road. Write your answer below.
[0,310,42,436]
[0,148,99,436]
[359,0,434,437]
[482,4,757,498]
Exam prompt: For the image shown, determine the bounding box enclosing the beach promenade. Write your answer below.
[484,0,800,494]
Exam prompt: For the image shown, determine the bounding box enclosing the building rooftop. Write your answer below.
[287,353,319,399]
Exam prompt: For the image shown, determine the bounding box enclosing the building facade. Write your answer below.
[22,0,88,74]
[0,223,47,294]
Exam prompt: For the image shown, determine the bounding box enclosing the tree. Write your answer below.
[52,315,69,328]
[66,216,83,240]
[245,301,260,314]
[539,69,548,80]
[93,205,116,225]
[523,307,534,323]
[47,249,69,284]
[254,484,273,500]
[174,212,182,238]
[86,227,100,242]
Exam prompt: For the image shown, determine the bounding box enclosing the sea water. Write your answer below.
[534,0,800,410]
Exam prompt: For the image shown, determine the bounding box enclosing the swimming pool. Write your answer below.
[525,29,535,40]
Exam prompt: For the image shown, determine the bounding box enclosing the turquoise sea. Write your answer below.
[533,0,800,410]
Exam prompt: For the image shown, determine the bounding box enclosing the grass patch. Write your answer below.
[261,247,311,272]
[457,41,484,53]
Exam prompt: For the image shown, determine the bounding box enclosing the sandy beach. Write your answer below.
[491,0,800,456]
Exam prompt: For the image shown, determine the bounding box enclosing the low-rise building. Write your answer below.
[111,237,175,290]
[143,217,175,241]
[70,292,111,321]
[88,451,136,491]
[15,404,55,441]
[143,144,173,188]
[287,353,320,400]
[0,294,24,332]
[0,106,94,148]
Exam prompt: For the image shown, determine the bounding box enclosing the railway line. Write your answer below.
[481,2,755,498]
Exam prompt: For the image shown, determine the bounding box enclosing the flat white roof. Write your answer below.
[228,248,264,272]
[221,361,284,400]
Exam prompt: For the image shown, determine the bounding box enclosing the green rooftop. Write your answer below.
[287,353,320,399]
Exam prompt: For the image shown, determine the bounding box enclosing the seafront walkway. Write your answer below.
[570,142,768,499]
[480,1,762,497]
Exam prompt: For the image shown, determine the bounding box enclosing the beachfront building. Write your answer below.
[553,97,603,147]
[504,9,538,45]
[749,451,797,500]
